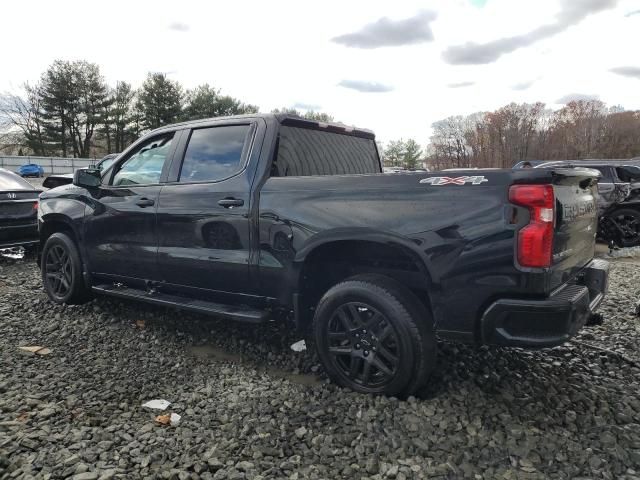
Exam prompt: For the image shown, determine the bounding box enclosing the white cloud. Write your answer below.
[448,81,475,88]
[332,10,437,49]
[610,66,640,79]
[338,80,394,93]
[443,0,619,65]
[168,22,190,32]
[556,93,600,104]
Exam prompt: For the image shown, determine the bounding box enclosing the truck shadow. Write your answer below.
[92,296,618,405]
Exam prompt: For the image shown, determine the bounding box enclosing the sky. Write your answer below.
[0,0,639,145]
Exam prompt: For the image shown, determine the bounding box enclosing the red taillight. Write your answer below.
[33,201,39,211]
[509,184,554,268]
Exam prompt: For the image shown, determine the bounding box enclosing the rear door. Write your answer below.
[82,131,179,285]
[156,121,258,295]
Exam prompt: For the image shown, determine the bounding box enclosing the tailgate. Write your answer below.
[550,168,599,289]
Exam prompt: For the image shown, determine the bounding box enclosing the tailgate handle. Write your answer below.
[218,198,244,208]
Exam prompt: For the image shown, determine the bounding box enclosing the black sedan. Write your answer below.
[0,168,41,250]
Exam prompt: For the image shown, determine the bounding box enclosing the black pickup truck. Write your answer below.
[37,114,609,395]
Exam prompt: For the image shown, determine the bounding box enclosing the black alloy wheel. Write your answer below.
[41,232,92,305]
[314,274,436,396]
[325,302,400,389]
[44,244,73,299]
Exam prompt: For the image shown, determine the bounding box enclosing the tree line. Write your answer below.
[425,100,640,170]
[0,60,332,158]
[3,61,638,167]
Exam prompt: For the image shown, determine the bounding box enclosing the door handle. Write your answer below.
[135,197,155,207]
[218,198,244,208]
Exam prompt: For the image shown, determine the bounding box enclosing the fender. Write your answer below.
[294,227,439,284]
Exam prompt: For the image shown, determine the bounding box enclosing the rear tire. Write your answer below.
[313,274,436,396]
[609,208,640,247]
[41,232,92,305]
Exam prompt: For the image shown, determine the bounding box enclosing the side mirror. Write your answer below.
[73,168,102,188]
[617,165,640,182]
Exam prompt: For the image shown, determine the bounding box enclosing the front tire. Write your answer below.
[313,274,436,396]
[41,232,92,304]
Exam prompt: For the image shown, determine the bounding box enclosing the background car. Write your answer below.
[0,168,41,251]
[534,159,640,247]
[18,163,45,178]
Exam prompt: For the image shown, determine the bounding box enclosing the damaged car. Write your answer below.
[535,160,640,247]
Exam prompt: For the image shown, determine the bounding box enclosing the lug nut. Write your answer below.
[355,343,361,349]
[364,350,369,356]
[362,329,367,334]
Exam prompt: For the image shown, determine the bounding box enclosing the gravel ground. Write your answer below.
[1,254,640,480]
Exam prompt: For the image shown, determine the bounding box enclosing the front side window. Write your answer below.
[97,155,117,173]
[179,125,250,183]
[111,133,174,186]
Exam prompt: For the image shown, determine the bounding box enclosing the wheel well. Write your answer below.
[296,240,432,329]
[40,220,75,244]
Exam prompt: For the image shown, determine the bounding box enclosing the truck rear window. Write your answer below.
[272,126,380,177]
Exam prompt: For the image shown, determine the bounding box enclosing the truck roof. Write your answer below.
[148,113,375,140]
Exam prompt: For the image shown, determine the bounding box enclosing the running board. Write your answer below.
[92,284,269,323]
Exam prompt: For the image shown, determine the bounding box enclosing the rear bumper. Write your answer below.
[480,259,609,348]
[0,223,39,249]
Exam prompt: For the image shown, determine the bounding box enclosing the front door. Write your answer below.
[83,131,177,286]
[156,123,255,295]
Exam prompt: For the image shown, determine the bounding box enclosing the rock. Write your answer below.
[71,473,99,480]
[366,457,379,474]
[386,465,399,478]
[64,454,81,467]
[235,461,254,472]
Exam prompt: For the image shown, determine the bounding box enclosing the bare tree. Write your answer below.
[0,84,47,155]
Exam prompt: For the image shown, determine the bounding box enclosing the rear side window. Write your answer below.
[273,126,379,177]
[592,167,613,182]
[179,125,250,183]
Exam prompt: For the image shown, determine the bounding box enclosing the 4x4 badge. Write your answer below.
[420,176,488,186]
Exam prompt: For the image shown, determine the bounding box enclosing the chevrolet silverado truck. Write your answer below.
[37,114,609,395]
